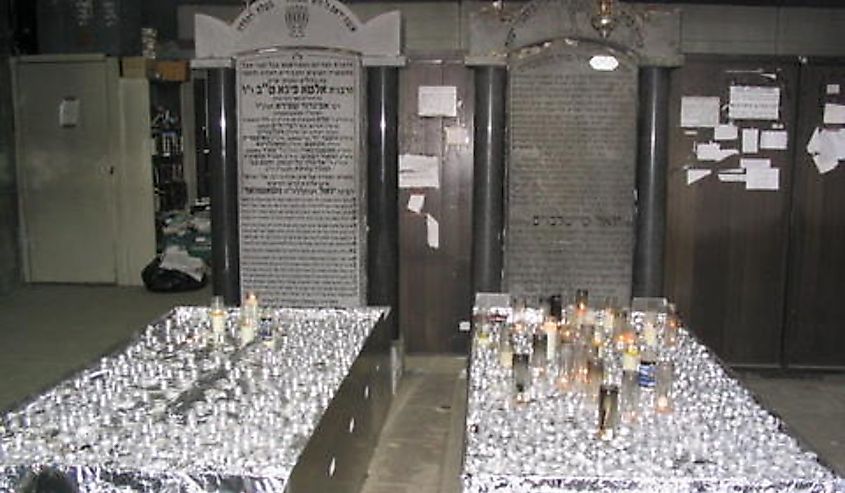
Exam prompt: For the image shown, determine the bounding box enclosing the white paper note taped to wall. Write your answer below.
[740,158,771,170]
[742,128,760,154]
[812,153,839,174]
[445,126,469,146]
[686,169,712,185]
[718,170,747,183]
[426,214,440,249]
[680,96,720,128]
[760,130,788,150]
[407,194,425,214]
[746,168,779,191]
[729,86,780,120]
[59,98,80,127]
[399,154,440,189]
[696,143,738,162]
[418,86,457,117]
[827,84,840,95]
[823,103,845,124]
[806,127,845,174]
[714,124,738,141]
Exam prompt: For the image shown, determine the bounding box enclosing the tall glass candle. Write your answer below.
[543,318,558,362]
[556,341,576,391]
[598,384,620,440]
[655,360,674,414]
[513,353,531,404]
[620,370,640,424]
[210,296,226,342]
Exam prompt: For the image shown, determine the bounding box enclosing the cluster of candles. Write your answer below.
[0,303,385,483]
[474,290,681,440]
[209,292,269,347]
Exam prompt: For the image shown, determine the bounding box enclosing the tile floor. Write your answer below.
[360,356,467,493]
[0,284,843,492]
[0,284,210,408]
[740,371,845,475]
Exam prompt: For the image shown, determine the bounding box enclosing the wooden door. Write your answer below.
[398,55,474,354]
[665,56,799,366]
[14,57,118,283]
[783,61,845,369]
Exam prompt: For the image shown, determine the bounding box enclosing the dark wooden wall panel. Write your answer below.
[784,61,845,369]
[665,56,799,366]
[398,56,474,354]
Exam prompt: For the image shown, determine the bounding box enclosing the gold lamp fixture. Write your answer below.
[591,0,617,39]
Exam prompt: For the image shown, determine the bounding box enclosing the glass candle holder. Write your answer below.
[572,341,590,391]
[556,341,576,391]
[575,289,589,310]
[498,328,514,368]
[241,292,259,337]
[580,324,595,346]
[655,360,674,414]
[474,310,492,347]
[587,356,604,400]
[531,330,548,370]
[549,294,563,321]
[512,353,531,403]
[210,296,226,342]
[598,383,620,440]
[559,324,575,344]
[620,370,640,424]
[664,313,680,347]
[542,318,559,362]
[643,314,658,348]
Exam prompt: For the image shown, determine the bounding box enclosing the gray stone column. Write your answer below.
[633,66,670,297]
[472,66,507,294]
[206,67,240,305]
[366,66,400,339]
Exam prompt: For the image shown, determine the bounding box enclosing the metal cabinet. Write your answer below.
[13,54,155,285]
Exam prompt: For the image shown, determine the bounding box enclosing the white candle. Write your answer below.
[544,320,558,362]
[622,346,639,372]
[644,322,657,347]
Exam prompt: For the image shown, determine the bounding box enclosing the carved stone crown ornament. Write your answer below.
[467,0,682,67]
[194,0,402,62]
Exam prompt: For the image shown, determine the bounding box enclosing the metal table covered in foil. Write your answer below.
[462,318,844,493]
[0,306,387,492]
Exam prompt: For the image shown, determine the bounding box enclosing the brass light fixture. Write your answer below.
[492,0,517,22]
[591,0,617,39]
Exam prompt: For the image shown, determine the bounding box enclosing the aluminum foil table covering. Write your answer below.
[462,323,845,493]
[0,306,387,493]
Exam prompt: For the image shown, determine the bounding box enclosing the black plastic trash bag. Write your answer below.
[20,468,78,493]
[141,256,207,292]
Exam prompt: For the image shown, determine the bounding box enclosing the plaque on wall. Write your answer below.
[236,49,365,307]
[505,41,637,303]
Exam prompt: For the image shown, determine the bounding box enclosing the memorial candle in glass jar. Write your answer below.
[598,384,620,440]
[240,292,259,345]
[655,360,674,414]
[620,369,640,424]
[210,296,226,341]
[556,341,576,391]
[513,353,531,404]
[587,355,604,400]
[532,326,548,371]
[499,332,514,368]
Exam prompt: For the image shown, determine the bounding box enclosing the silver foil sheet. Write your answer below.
[0,306,386,492]
[463,322,845,493]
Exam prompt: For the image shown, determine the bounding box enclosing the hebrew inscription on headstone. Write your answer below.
[237,49,365,307]
[505,41,637,302]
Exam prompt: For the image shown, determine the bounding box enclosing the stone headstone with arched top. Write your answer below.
[194,0,401,307]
